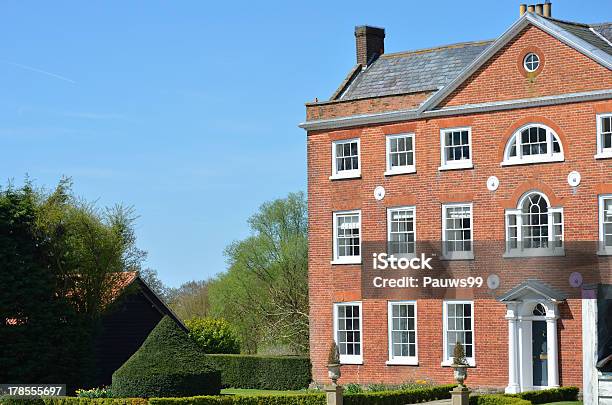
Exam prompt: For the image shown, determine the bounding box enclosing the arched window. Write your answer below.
[502,124,564,165]
[533,303,547,316]
[505,191,563,256]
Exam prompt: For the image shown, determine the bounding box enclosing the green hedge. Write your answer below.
[510,387,579,404]
[343,384,455,405]
[0,398,147,405]
[470,387,579,405]
[112,317,222,398]
[469,395,531,405]
[203,355,311,390]
[148,394,325,405]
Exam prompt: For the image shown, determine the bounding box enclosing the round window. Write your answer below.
[523,53,540,72]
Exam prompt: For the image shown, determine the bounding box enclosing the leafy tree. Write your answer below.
[185,317,240,354]
[0,182,91,388]
[139,268,171,301]
[208,192,308,354]
[167,279,211,320]
[0,178,154,390]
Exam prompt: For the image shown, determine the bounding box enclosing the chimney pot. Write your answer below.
[535,4,543,15]
[543,1,552,17]
[354,25,385,67]
[527,4,535,13]
[519,4,527,16]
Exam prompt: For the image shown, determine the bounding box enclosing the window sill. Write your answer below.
[384,168,416,176]
[386,359,419,366]
[441,252,474,261]
[438,162,473,171]
[597,249,612,256]
[441,359,476,367]
[331,258,362,265]
[503,248,565,258]
[501,156,564,166]
[595,152,612,160]
[329,172,361,180]
[340,359,363,365]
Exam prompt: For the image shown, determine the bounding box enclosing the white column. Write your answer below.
[582,293,598,405]
[506,304,521,394]
[546,311,560,388]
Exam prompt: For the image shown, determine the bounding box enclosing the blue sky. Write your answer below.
[1,1,608,287]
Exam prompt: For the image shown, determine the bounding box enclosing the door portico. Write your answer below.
[499,280,565,393]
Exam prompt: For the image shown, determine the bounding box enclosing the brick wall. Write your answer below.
[439,25,612,108]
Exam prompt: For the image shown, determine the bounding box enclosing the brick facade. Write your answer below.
[304,20,612,391]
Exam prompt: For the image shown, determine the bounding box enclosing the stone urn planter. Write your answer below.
[328,363,341,384]
[327,341,342,385]
[452,364,468,387]
[451,341,469,387]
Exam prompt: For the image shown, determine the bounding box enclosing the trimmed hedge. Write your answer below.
[0,398,147,405]
[510,387,579,404]
[149,394,325,405]
[203,355,311,390]
[344,384,456,405]
[112,317,222,398]
[470,386,579,405]
[469,395,531,405]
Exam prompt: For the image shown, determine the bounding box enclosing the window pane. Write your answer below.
[389,303,416,359]
[446,303,473,361]
[444,205,472,253]
[336,213,360,258]
[334,141,359,173]
[389,208,416,255]
[337,304,361,358]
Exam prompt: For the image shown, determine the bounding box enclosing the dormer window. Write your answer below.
[523,53,540,72]
[502,124,564,166]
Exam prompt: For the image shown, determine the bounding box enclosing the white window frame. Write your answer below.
[599,194,612,255]
[333,301,363,364]
[504,192,564,258]
[501,124,564,166]
[596,113,612,159]
[441,203,474,260]
[387,206,417,258]
[442,300,475,367]
[332,210,361,265]
[385,133,416,176]
[330,138,361,180]
[439,127,473,171]
[387,301,418,365]
[523,52,540,72]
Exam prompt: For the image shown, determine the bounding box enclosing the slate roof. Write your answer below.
[334,17,612,103]
[547,18,612,56]
[339,41,493,101]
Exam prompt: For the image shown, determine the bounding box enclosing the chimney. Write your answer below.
[519,4,527,16]
[535,3,543,15]
[527,4,535,13]
[355,25,385,67]
[543,1,552,17]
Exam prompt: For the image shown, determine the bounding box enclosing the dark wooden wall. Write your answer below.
[93,288,164,387]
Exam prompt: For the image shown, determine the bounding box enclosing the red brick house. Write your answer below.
[300,3,612,399]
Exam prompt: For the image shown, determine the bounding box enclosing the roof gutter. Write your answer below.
[299,89,612,131]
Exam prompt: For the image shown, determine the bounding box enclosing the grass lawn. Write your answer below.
[221,388,313,396]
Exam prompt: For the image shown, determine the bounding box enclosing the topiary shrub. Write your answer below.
[186,317,240,354]
[112,316,221,398]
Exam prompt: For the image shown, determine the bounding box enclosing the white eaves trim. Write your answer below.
[418,12,612,114]
[299,89,612,131]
